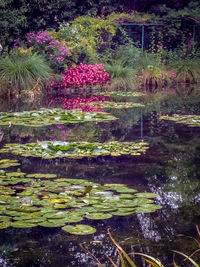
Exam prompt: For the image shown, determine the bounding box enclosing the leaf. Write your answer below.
[107,230,137,267]
[62,224,96,235]
[172,250,200,267]
[134,253,165,267]
[118,249,126,267]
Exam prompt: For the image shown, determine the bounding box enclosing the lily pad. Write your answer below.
[62,224,96,235]
[0,141,149,159]
[96,91,145,97]
[89,101,145,109]
[0,108,117,127]
[0,159,21,169]
[85,213,112,220]
[160,114,200,127]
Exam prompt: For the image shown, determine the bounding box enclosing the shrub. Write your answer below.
[61,63,110,89]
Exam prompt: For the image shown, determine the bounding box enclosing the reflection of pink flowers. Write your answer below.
[62,95,109,112]
[57,125,65,129]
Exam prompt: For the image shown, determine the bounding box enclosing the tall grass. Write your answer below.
[104,59,136,90]
[0,52,52,96]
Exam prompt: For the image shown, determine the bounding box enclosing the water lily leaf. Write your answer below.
[6,172,26,177]
[134,193,158,198]
[160,114,200,127]
[85,213,112,220]
[39,221,62,227]
[0,221,10,229]
[96,91,145,97]
[0,159,20,169]
[0,141,149,159]
[26,173,57,179]
[64,214,83,223]
[11,221,37,228]
[62,224,96,235]
[0,108,117,127]
[89,101,145,109]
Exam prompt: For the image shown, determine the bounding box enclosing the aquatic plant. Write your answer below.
[0,141,149,159]
[0,108,117,127]
[88,229,200,266]
[96,91,145,97]
[160,114,200,127]
[0,159,161,233]
[89,101,145,109]
[0,52,52,96]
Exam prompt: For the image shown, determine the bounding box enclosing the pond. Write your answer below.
[0,87,200,266]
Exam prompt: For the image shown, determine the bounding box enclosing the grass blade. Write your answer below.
[118,249,126,267]
[84,248,104,267]
[107,230,137,267]
[134,253,164,267]
[173,250,200,267]
[107,256,119,267]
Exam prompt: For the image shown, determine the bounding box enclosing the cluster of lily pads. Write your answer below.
[0,141,149,159]
[0,108,117,127]
[0,159,161,235]
[89,101,145,109]
[96,91,145,97]
[160,114,200,127]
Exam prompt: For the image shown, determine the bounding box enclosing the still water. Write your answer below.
[0,88,200,266]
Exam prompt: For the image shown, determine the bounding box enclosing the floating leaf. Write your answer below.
[0,108,117,127]
[160,114,200,127]
[89,101,145,109]
[62,224,96,235]
[85,213,112,220]
[0,141,149,159]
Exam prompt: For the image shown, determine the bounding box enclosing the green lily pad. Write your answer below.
[0,108,117,127]
[26,173,57,179]
[11,221,37,228]
[62,224,96,235]
[85,213,112,220]
[0,141,149,159]
[0,221,10,229]
[89,101,145,109]
[160,114,200,127]
[0,159,21,169]
[134,193,158,198]
[96,91,145,97]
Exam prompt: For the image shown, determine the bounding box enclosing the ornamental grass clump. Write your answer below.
[104,59,136,90]
[0,52,52,96]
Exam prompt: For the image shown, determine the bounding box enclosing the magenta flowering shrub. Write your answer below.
[14,30,70,71]
[61,63,110,89]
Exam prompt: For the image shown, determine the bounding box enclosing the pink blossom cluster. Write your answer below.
[27,31,51,44]
[62,95,109,112]
[62,63,110,89]
[14,31,70,64]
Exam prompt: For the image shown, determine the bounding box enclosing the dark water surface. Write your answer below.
[0,89,200,266]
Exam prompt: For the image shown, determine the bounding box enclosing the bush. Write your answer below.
[56,63,110,90]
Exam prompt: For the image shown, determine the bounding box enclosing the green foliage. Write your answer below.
[169,57,200,83]
[104,59,136,90]
[0,52,52,95]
